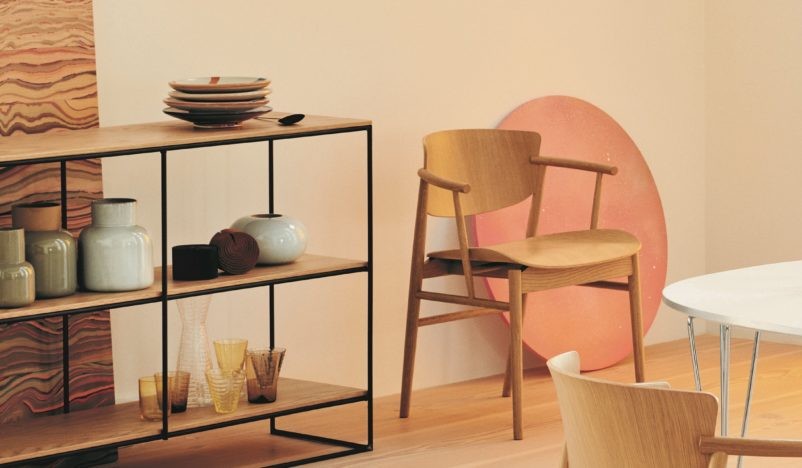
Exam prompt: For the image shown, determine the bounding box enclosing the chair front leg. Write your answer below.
[503,293,528,397]
[509,268,524,440]
[628,253,645,382]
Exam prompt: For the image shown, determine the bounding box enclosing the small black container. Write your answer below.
[172,244,219,281]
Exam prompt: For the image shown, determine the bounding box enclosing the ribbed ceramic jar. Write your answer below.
[232,214,307,265]
[0,228,36,308]
[79,198,154,292]
[12,202,77,298]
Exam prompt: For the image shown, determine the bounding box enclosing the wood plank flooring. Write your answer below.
[110,335,802,467]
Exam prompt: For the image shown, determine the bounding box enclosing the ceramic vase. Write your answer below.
[12,202,77,298]
[232,214,307,265]
[0,228,36,308]
[176,295,213,407]
[79,198,154,292]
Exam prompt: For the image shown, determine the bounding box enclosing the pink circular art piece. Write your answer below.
[474,96,667,371]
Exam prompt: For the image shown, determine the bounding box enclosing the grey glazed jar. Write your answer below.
[79,198,154,292]
[232,214,307,265]
[12,202,77,298]
[0,228,36,308]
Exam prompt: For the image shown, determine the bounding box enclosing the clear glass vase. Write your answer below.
[176,295,212,407]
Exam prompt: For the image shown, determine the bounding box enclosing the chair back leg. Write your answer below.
[400,290,422,418]
[628,253,646,382]
[400,179,429,418]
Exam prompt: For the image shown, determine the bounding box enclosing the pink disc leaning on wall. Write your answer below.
[473,95,667,371]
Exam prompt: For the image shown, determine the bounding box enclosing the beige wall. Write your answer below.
[706,1,802,342]
[93,0,707,402]
[706,0,802,271]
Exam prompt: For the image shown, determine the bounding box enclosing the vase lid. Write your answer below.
[12,202,61,231]
[91,198,137,227]
[0,228,26,264]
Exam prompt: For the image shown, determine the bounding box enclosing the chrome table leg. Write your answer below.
[687,316,702,391]
[736,331,761,468]
[720,324,731,436]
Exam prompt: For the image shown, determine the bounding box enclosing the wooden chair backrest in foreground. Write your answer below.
[547,351,802,468]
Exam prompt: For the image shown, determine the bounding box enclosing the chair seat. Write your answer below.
[428,229,640,269]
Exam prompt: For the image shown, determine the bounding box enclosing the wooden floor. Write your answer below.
[110,335,802,467]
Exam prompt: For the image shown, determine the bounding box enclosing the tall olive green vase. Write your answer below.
[12,202,77,298]
[0,228,35,308]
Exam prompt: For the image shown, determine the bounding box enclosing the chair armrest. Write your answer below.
[699,436,802,457]
[532,156,618,175]
[418,168,471,193]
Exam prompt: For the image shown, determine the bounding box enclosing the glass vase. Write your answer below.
[176,295,213,407]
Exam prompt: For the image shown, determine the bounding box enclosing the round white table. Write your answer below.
[662,260,802,468]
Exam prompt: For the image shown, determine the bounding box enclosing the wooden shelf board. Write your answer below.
[0,254,366,322]
[0,377,367,464]
[0,113,372,164]
[0,400,159,464]
[0,285,161,321]
[168,378,367,433]
[165,254,367,297]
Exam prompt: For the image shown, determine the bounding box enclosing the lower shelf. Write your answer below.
[0,377,367,464]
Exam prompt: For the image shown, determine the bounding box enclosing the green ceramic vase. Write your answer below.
[0,228,35,308]
[12,202,77,298]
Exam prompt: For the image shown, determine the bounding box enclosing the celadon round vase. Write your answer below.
[80,198,154,292]
[232,214,307,265]
[12,202,77,298]
[0,228,35,308]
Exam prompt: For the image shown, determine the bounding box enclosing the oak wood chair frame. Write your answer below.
[548,351,802,467]
[400,129,645,440]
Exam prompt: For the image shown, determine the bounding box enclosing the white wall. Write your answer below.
[706,1,802,342]
[93,0,707,402]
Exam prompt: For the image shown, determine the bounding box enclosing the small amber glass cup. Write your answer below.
[155,371,191,413]
[206,369,245,414]
[213,338,248,371]
[139,375,172,421]
[245,348,286,403]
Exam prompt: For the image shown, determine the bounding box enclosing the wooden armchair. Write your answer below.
[400,129,645,440]
[548,351,802,467]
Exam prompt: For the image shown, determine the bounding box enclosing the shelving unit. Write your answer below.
[0,113,373,466]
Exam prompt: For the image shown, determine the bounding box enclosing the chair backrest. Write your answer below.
[423,129,541,217]
[547,351,719,468]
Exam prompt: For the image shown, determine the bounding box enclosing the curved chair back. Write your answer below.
[547,351,719,468]
[423,129,541,217]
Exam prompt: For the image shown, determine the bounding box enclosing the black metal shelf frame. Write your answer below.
[0,124,373,467]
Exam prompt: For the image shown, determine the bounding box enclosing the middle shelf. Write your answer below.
[0,254,368,323]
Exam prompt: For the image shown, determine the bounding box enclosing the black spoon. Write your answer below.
[257,114,305,125]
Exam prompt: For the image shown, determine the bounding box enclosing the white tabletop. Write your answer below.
[662,260,802,336]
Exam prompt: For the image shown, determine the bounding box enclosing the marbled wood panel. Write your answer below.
[0,159,102,233]
[0,313,115,421]
[0,1,116,464]
[0,0,98,136]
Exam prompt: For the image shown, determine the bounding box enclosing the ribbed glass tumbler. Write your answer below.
[176,295,213,407]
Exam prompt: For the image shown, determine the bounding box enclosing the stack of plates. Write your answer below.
[163,77,272,128]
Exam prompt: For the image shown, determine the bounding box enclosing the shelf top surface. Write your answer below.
[0,112,372,163]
